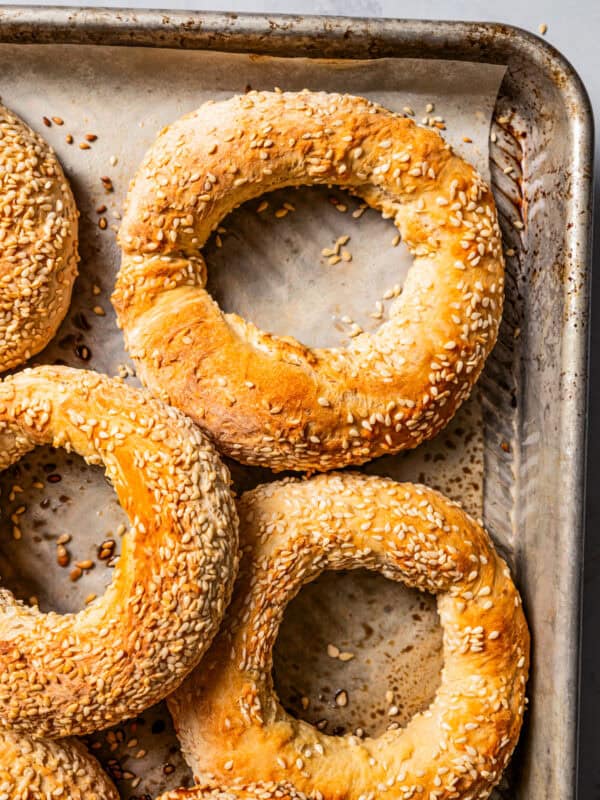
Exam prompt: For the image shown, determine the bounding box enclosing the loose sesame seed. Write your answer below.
[335,690,348,707]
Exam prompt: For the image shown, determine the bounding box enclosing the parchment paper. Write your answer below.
[0,44,505,798]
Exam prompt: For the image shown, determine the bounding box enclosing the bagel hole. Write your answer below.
[205,186,413,349]
[86,701,194,796]
[0,446,127,613]
[273,569,443,738]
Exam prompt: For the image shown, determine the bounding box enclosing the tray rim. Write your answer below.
[0,8,592,799]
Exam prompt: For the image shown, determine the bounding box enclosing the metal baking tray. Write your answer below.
[0,9,592,800]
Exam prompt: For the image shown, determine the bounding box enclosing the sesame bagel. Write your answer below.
[0,104,78,372]
[0,365,238,738]
[113,90,504,472]
[157,784,306,800]
[169,473,529,800]
[0,730,118,799]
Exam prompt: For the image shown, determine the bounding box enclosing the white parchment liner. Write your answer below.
[0,45,505,798]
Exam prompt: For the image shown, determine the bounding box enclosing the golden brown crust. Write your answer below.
[0,104,78,372]
[0,730,118,799]
[169,473,529,800]
[114,90,504,472]
[0,365,238,738]
[157,783,307,800]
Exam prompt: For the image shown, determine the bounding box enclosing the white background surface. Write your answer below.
[2,0,598,795]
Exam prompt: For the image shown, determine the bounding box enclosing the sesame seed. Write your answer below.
[335,690,348,707]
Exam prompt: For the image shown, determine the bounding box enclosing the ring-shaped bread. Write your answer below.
[0,730,118,799]
[113,90,504,473]
[0,104,78,372]
[0,365,238,738]
[168,472,529,800]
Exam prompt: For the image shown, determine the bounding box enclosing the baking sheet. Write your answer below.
[0,44,505,798]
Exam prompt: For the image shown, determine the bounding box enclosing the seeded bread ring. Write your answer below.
[0,104,78,373]
[0,365,238,738]
[169,472,529,800]
[157,783,307,800]
[0,730,118,799]
[113,90,504,473]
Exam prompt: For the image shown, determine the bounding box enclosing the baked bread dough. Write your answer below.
[157,784,306,800]
[169,472,529,800]
[0,730,118,799]
[0,104,78,372]
[0,365,238,738]
[114,90,504,472]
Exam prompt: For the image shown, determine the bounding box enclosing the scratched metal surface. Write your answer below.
[0,11,592,800]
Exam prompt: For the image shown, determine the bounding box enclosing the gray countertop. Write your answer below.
[2,0,598,796]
